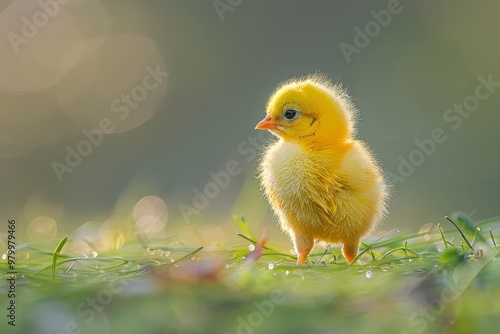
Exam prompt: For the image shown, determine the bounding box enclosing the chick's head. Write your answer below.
[256,76,357,148]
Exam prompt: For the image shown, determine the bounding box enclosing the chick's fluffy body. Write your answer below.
[258,76,388,263]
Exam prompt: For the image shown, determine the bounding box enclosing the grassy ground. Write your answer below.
[2,211,500,334]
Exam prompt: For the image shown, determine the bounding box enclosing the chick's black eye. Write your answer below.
[284,109,299,121]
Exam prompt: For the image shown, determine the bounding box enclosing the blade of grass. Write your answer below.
[236,233,261,247]
[489,228,498,250]
[438,224,448,249]
[445,216,475,252]
[236,233,297,260]
[349,228,400,265]
[460,241,466,253]
[52,235,68,279]
[35,257,130,276]
[471,227,481,246]
[381,247,420,259]
[453,212,488,243]
[111,228,123,251]
[315,248,330,265]
[156,246,204,268]
[64,261,76,275]
[233,216,256,241]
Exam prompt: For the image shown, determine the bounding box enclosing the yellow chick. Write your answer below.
[255,75,388,264]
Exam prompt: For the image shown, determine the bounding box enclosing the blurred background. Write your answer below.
[1,0,499,250]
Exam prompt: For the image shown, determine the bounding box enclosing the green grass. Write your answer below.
[2,211,500,334]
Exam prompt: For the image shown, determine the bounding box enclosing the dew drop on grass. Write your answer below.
[424,234,430,241]
[92,251,98,258]
[248,245,255,251]
[365,271,373,278]
[2,253,6,260]
[157,250,164,256]
[285,270,290,276]
[165,251,171,257]
[147,248,155,255]
[83,254,88,259]
[268,263,274,270]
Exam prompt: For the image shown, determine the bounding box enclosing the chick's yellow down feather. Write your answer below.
[255,75,388,264]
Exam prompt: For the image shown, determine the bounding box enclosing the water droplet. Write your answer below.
[157,250,164,256]
[147,248,155,255]
[365,271,373,278]
[170,259,175,263]
[165,251,171,257]
[248,245,255,251]
[2,253,6,260]
[92,251,98,258]
[136,265,142,269]
[225,264,230,269]
[424,234,430,241]
[268,263,274,270]
[83,254,88,259]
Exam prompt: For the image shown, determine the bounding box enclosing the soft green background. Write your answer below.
[1,0,499,246]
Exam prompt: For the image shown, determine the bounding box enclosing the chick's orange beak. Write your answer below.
[255,115,279,130]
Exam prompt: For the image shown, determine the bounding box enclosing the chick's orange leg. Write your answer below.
[293,233,314,264]
[342,240,359,264]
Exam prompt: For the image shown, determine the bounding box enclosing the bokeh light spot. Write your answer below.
[134,196,168,236]
[27,216,58,242]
